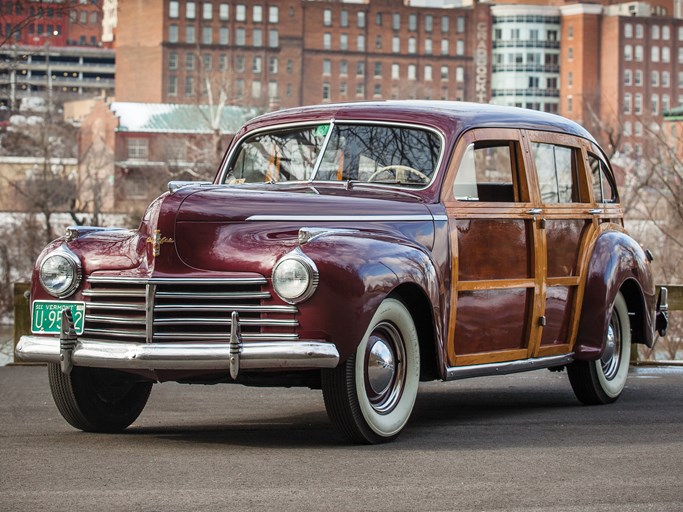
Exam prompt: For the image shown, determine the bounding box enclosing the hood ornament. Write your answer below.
[146,230,174,257]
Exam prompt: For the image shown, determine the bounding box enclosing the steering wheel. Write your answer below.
[367,165,430,184]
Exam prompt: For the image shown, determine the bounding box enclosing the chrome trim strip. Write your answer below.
[152,332,299,341]
[86,314,146,325]
[87,276,268,285]
[153,304,298,313]
[16,335,339,371]
[155,291,271,300]
[86,303,147,311]
[154,317,298,327]
[145,283,156,343]
[83,289,147,297]
[432,214,449,222]
[82,328,146,339]
[445,354,574,381]
[247,214,437,222]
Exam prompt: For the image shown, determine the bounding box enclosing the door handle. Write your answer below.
[527,208,542,215]
[588,208,604,215]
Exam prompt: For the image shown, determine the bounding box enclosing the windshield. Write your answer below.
[224,123,442,187]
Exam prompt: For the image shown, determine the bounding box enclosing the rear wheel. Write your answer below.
[48,364,152,432]
[568,291,631,405]
[322,298,420,444]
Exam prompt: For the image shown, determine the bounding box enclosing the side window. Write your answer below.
[532,142,583,203]
[453,141,519,202]
[588,154,618,203]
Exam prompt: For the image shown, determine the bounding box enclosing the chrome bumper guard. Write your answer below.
[656,286,669,337]
[16,311,339,378]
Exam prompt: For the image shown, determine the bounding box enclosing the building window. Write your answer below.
[408,37,416,54]
[391,63,399,80]
[456,66,464,82]
[202,53,211,70]
[663,94,670,112]
[392,36,400,53]
[374,62,382,77]
[269,56,278,73]
[323,59,331,76]
[568,71,573,87]
[375,35,382,49]
[268,30,278,47]
[635,24,643,38]
[253,56,262,73]
[652,94,659,115]
[456,16,465,33]
[663,47,670,63]
[425,15,432,33]
[567,25,573,39]
[568,47,573,61]
[529,76,539,88]
[236,4,246,21]
[624,121,632,136]
[253,28,262,47]
[127,139,149,160]
[624,23,632,38]
[236,55,245,72]
[340,34,348,50]
[441,66,448,80]
[408,64,416,80]
[322,83,331,100]
[392,13,400,31]
[624,69,632,86]
[323,9,331,26]
[456,40,464,55]
[323,33,331,49]
[663,25,670,40]
[358,12,366,28]
[202,2,212,20]
[185,76,195,96]
[186,53,195,70]
[340,60,348,75]
[663,71,670,87]
[269,6,279,23]
[340,82,347,95]
[567,96,572,113]
[547,77,558,89]
[186,26,196,44]
[634,93,642,114]
[357,35,365,51]
[253,5,262,23]
[635,70,642,86]
[624,45,632,61]
[635,121,643,136]
[374,84,381,97]
[408,13,417,32]
[441,39,448,55]
[424,65,432,81]
[652,46,660,62]
[219,54,228,71]
[287,60,293,74]
[202,26,212,44]
[441,16,449,33]
[169,52,178,70]
[168,75,177,96]
[624,93,632,114]
[236,28,245,46]
[652,25,660,39]
[356,83,364,97]
[635,45,643,62]
[425,38,432,54]
[269,81,277,99]
[220,27,229,45]
[252,80,261,98]
[341,10,349,27]
[169,24,178,43]
[186,1,196,19]
[169,1,179,18]
[219,3,229,21]
[652,70,659,87]
[356,61,365,76]
[236,79,244,98]
[376,12,382,26]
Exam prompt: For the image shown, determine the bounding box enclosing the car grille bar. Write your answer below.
[83,276,298,343]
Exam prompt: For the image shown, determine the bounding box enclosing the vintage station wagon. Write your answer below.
[17,101,669,444]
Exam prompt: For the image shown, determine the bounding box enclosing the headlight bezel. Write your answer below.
[272,249,319,304]
[38,245,82,298]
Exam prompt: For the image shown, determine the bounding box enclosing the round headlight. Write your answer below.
[272,251,319,304]
[39,247,82,298]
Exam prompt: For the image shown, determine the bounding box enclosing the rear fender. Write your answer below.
[574,227,656,360]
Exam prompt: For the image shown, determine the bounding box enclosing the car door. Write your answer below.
[442,128,545,366]
[524,130,597,358]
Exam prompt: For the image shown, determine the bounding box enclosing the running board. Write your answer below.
[445,354,574,381]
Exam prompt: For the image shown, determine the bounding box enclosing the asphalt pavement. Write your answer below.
[1,364,682,512]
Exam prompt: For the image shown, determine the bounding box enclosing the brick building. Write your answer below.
[114,0,491,108]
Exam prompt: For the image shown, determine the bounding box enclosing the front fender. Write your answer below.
[295,231,442,364]
[575,226,656,360]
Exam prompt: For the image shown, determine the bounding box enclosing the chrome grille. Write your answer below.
[83,276,298,342]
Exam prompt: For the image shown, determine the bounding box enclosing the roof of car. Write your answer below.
[245,101,598,145]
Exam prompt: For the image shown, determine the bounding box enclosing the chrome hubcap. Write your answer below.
[364,322,406,415]
[601,314,622,380]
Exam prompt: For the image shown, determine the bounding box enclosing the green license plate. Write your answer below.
[31,301,86,335]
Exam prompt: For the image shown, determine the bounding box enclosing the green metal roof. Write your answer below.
[111,102,260,134]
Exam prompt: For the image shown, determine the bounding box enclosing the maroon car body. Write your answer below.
[17,101,668,443]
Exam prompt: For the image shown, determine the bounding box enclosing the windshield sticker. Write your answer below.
[314,124,330,137]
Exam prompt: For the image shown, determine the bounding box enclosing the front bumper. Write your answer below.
[15,336,339,374]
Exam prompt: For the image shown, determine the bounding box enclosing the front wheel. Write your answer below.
[48,364,153,432]
[322,297,421,444]
[568,291,631,405]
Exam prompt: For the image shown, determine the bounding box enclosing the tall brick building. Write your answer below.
[114,0,491,108]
